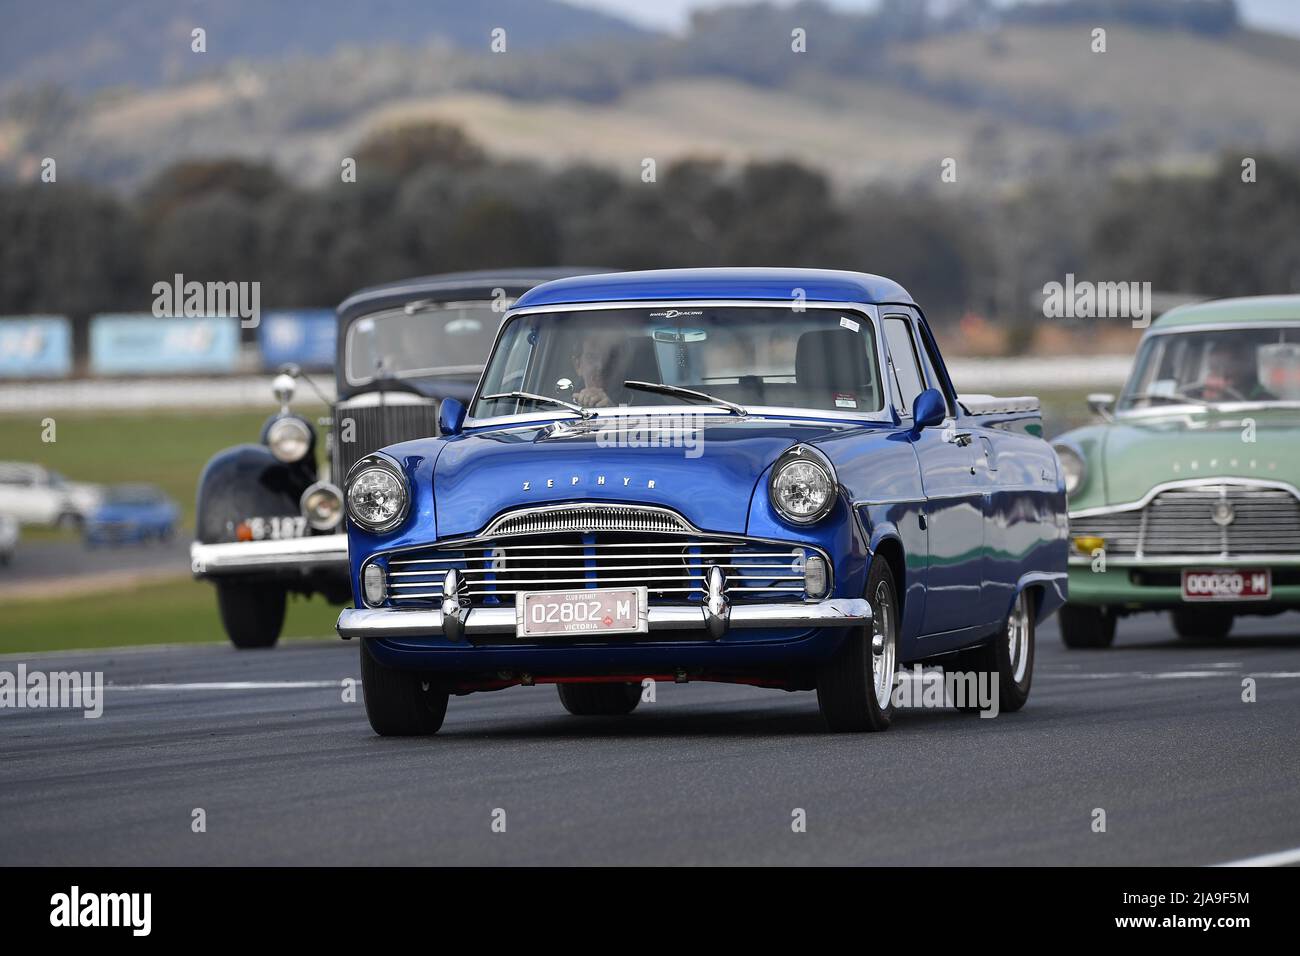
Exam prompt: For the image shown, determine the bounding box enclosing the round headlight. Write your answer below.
[267,417,311,463]
[1053,444,1086,497]
[770,449,836,524]
[301,481,344,531]
[346,462,408,533]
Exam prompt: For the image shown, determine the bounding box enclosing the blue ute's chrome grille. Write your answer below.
[384,531,816,607]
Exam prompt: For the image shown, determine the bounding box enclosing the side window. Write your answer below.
[883,316,925,417]
[914,318,955,417]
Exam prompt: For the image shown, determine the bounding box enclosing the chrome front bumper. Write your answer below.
[336,598,871,641]
[191,534,348,577]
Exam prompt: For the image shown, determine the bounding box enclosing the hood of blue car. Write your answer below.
[431,416,866,537]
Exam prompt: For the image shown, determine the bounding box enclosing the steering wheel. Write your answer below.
[1183,379,1246,402]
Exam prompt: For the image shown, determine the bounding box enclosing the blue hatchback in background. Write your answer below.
[338,268,1069,736]
[84,484,180,546]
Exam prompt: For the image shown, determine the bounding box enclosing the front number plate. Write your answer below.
[1182,569,1271,602]
[517,587,648,638]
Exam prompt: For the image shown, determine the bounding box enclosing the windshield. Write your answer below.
[1120,325,1300,411]
[346,302,502,386]
[472,306,882,419]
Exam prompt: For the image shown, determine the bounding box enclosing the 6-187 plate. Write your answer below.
[516,587,648,638]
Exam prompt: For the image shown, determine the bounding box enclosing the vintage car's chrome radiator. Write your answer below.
[1071,481,1300,558]
[381,506,823,608]
[332,392,438,481]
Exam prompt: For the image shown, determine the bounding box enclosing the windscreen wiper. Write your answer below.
[481,390,594,419]
[624,380,748,417]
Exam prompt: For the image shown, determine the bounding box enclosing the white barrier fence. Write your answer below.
[0,356,1134,413]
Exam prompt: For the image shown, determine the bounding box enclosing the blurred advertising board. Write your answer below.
[258,310,335,371]
[0,316,72,378]
[90,314,241,375]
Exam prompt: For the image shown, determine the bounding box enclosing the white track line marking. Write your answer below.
[107,681,341,691]
[1037,671,1300,680]
[1214,845,1300,867]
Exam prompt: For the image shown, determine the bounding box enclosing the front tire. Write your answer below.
[816,558,899,733]
[1171,607,1233,642]
[360,641,449,736]
[557,682,641,716]
[1059,603,1116,649]
[953,589,1035,714]
[215,581,285,649]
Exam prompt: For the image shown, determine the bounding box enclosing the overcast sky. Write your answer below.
[572,0,1300,35]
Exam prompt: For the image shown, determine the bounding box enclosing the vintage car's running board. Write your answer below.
[336,599,871,641]
[191,534,348,576]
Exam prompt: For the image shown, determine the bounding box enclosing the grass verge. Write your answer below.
[0,576,342,654]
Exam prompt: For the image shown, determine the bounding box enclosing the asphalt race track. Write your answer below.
[2,613,1298,866]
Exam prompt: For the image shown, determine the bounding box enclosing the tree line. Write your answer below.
[1,122,1297,343]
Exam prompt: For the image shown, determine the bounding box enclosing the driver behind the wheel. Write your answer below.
[571,332,622,408]
[1200,340,1274,402]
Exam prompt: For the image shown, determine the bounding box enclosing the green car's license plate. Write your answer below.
[516,587,648,638]
[1182,569,1271,601]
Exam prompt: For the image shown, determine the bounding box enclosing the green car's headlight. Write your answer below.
[1053,444,1086,497]
[770,446,837,525]
[346,457,409,533]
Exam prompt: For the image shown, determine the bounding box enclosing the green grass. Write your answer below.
[0,576,343,654]
[0,405,327,536]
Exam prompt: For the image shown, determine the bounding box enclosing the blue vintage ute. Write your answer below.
[338,268,1068,735]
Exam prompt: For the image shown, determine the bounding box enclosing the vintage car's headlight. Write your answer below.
[346,458,409,533]
[267,417,312,463]
[301,481,344,531]
[770,447,837,525]
[1053,444,1086,497]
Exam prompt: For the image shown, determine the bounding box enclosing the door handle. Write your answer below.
[945,431,973,447]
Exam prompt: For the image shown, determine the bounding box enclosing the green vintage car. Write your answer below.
[1053,295,1300,647]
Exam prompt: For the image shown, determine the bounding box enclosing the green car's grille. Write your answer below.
[1072,483,1300,558]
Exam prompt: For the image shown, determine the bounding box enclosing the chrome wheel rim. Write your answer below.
[1007,593,1031,686]
[871,580,896,709]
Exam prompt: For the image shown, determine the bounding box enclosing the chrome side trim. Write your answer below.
[336,598,870,640]
[1069,554,1300,568]
[1114,401,1300,421]
[1069,477,1300,519]
[191,534,348,576]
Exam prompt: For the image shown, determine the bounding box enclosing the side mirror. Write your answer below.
[438,398,466,436]
[912,388,947,431]
[1086,392,1115,421]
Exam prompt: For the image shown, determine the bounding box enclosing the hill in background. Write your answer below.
[0,0,647,93]
[2,0,1299,190]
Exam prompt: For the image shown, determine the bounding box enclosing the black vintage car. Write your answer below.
[191,269,599,648]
